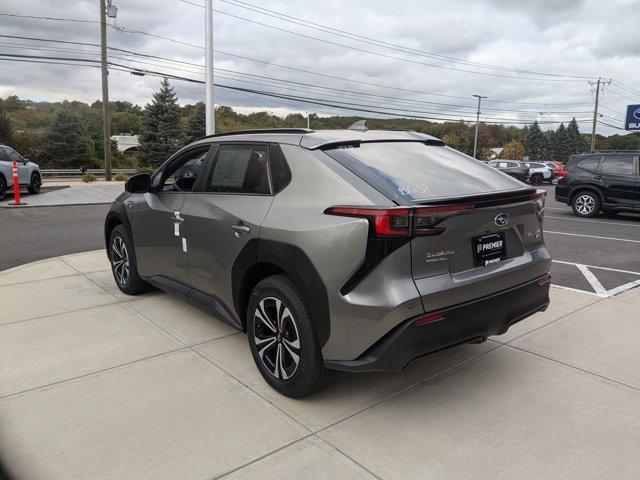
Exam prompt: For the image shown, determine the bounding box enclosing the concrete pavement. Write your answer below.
[1,251,639,479]
[0,182,124,208]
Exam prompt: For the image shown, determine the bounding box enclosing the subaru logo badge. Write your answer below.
[634,108,640,121]
[495,213,510,226]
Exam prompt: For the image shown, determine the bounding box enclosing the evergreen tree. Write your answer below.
[552,123,569,163]
[138,79,183,167]
[184,102,206,145]
[524,121,548,161]
[566,118,587,159]
[0,107,13,145]
[40,106,89,167]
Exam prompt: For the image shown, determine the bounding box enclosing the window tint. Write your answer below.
[269,144,291,193]
[154,147,210,192]
[207,144,269,194]
[600,155,633,175]
[6,148,22,163]
[577,156,601,172]
[325,142,522,202]
[0,147,9,162]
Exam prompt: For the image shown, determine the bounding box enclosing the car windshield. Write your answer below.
[324,142,522,202]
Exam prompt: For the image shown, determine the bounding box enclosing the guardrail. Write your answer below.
[42,168,136,176]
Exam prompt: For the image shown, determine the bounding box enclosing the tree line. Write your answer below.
[1,78,638,169]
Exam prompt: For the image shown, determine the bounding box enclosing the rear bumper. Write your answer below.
[325,275,550,372]
[554,195,569,204]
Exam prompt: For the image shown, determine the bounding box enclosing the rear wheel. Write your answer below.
[530,173,543,185]
[0,176,6,201]
[247,275,332,397]
[572,191,600,218]
[109,225,149,295]
[27,172,41,194]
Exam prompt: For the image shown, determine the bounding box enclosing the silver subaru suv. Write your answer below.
[105,128,551,397]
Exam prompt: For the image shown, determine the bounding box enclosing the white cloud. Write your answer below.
[0,0,637,135]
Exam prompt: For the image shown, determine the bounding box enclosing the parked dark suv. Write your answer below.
[487,160,529,182]
[105,128,551,397]
[555,151,640,217]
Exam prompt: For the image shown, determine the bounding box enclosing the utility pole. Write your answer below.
[472,94,487,159]
[588,77,611,151]
[100,0,112,180]
[205,0,215,135]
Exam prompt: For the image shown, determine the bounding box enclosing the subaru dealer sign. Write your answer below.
[625,104,640,131]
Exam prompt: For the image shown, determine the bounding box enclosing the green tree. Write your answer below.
[138,79,183,168]
[524,121,549,161]
[566,118,587,158]
[184,102,206,144]
[40,107,90,167]
[112,110,143,135]
[551,123,570,163]
[0,107,13,145]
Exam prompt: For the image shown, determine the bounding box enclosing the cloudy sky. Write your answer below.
[1,0,639,135]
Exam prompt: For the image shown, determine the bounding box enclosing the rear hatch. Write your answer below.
[324,141,547,305]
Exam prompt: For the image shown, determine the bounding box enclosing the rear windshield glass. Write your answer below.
[324,142,521,203]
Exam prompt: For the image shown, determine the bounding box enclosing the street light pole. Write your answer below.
[205,0,215,135]
[100,0,112,181]
[472,94,487,159]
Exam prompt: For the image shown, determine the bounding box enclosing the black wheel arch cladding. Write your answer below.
[232,238,331,347]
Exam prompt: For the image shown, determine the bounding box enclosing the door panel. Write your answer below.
[187,194,273,316]
[600,154,635,208]
[127,192,194,284]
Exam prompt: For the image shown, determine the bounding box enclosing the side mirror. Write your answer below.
[125,173,151,193]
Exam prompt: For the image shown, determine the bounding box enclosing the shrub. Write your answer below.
[114,173,128,181]
[82,173,96,183]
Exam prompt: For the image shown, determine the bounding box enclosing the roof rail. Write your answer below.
[196,128,313,141]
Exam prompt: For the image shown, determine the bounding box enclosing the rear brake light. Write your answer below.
[531,190,546,210]
[326,207,411,236]
[326,204,472,237]
[414,312,444,325]
[538,274,551,285]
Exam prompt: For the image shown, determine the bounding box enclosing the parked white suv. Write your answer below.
[0,145,42,200]
[524,161,553,185]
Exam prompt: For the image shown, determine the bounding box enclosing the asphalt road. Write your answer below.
[0,204,109,270]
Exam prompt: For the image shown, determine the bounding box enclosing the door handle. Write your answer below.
[171,212,184,223]
[231,224,250,235]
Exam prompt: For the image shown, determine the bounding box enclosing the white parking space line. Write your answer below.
[546,207,570,211]
[576,264,608,296]
[545,231,640,243]
[553,260,640,276]
[551,284,601,297]
[552,260,640,298]
[545,215,640,227]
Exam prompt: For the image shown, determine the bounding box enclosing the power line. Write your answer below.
[0,12,98,23]
[597,121,626,131]
[605,87,638,103]
[2,32,593,107]
[611,80,640,97]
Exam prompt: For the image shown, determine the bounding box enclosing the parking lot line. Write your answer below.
[545,231,640,243]
[551,284,601,297]
[553,260,640,276]
[576,264,608,296]
[545,215,640,227]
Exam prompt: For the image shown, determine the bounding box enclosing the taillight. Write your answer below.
[531,190,546,210]
[325,207,412,236]
[414,312,444,326]
[325,204,473,237]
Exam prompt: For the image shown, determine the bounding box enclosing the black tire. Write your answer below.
[572,190,601,218]
[247,275,332,398]
[27,172,41,194]
[530,173,543,185]
[109,224,149,295]
[0,176,6,201]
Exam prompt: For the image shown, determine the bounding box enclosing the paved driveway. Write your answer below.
[1,251,639,479]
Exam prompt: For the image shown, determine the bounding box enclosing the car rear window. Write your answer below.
[324,142,521,203]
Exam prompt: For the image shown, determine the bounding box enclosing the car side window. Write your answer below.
[498,162,508,168]
[269,144,291,193]
[577,156,601,172]
[6,147,22,163]
[153,147,210,192]
[0,147,10,162]
[206,144,270,194]
[600,155,633,176]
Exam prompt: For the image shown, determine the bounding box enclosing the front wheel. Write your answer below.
[109,225,149,295]
[27,173,41,194]
[247,275,332,398]
[530,174,543,185]
[572,191,601,218]
[0,177,6,201]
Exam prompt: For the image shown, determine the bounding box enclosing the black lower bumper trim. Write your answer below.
[326,275,550,372]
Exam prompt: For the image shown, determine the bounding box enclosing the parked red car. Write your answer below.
[545,162,569,178]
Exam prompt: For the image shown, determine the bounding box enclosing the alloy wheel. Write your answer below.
[253,296,301,380]
[111,236,130,286]
[575,194,595,215]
